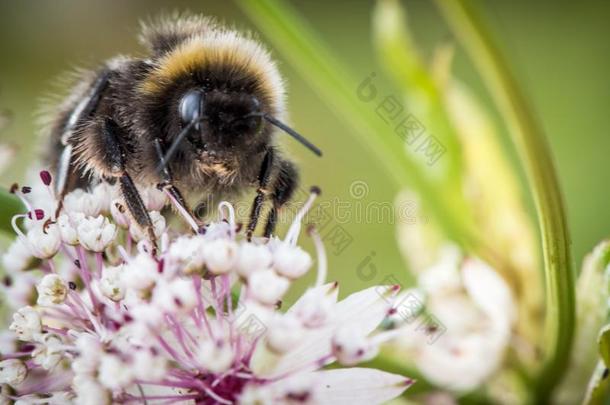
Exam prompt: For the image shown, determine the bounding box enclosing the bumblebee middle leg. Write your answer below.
[101,118,157,252]
[247,149,275,240]
[264,159,298,238]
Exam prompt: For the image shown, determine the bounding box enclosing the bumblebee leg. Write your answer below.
[264,159,298,238]
[102,119,157,253]
[54,68,112,216]
[247,149,275,241]
[119,173,156,250]
[153,138,199,231]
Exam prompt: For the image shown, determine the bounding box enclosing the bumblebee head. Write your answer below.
[137,15,320,178]
[178,88,264,144]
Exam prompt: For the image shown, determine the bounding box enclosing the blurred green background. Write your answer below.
[0,0,608,295]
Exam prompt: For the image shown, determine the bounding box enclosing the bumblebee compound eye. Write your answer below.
[179,89,205,128]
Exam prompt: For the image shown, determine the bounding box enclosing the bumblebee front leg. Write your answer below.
[152,138,199,231]
[54,68,112,215]
[102,119,157,253]
[246,149,275,241]
[264,159,298,238]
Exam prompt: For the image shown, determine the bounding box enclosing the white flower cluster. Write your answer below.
[0,172,412,404]
[390,246,515,392]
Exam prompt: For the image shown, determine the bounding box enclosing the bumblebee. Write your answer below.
[44,14,321,248]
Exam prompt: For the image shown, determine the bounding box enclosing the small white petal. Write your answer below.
[259,285,395,377]
[204,239,238,275]
[196,339,234,373]
[289,283,339,328]
[312,368,413,405]
[248,269,290,306]
[2,238,35,273]
[331,285,398,335]
[273,243,312,279]
[0,359,27,386]
[130,211,166,242]
[462,258,515,327]
[331,326,377,366]
[98,354,133,390]
[132,349,167,381]
[122,253,158,292]
[73,376,111,405]
[236,242,272,278]
[152,277,197,313]
[266,313,304,354]
[141,186,168,211]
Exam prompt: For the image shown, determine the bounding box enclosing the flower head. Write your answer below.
[0,176,413,403]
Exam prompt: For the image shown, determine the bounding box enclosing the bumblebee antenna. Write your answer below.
[263,114,322,157]
[157,119,198,174]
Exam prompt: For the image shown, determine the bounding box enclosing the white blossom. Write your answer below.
[236,242,272,278]
[0,359,27,386]
[2,238,34,273]
[36,274,68,306]
[9,306,41,341]
[131,349,167,381]
[248,269,290,305]
[98,354,133,390]
[98,264,125,302]
[196,339,234,373]
[0,183,411,404]
[152,277,197,313]
[390,248,514,392]
[26,223,61,259]
[57,213,83,245]
[129,210,165,242]
[266,313,304,353]
[73,376,110,405]
[273,243,312,279]
[32,333,64,370]
[167,235,207,275]
[140,186,168,211]
[64,189,105,217]
[77,215,116,252]
[203,238,238,274]
[121,252,158,292]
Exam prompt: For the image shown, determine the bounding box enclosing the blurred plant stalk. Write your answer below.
[435,0,575,401]
[373,0,543,375]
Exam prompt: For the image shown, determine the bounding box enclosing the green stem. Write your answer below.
[434,0,574,400]
[0,188,22,235]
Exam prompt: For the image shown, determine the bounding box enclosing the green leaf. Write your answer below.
[584,361,610,405]
[0,188,22,235]
[555,241,610,404]
[434,0,575,399]
[599,325,610,369]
